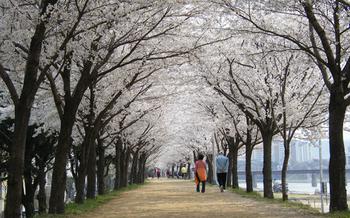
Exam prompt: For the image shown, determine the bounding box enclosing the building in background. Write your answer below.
[250,137,336,170]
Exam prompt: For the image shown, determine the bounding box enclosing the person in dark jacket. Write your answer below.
[216,151,229,192]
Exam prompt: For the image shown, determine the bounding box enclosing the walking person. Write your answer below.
[156,168,161,179]
[181,165,187,179]
[195,153,207,193]
[216,151,229,192]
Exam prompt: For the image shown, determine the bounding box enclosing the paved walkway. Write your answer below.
[76,179,322,218]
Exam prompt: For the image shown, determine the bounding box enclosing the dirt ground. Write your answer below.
[75,179,323,218]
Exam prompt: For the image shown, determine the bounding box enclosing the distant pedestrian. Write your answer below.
[195,153,207,193]
[156,168,161,179]
[181,165,187,179]
[216,151,229,192]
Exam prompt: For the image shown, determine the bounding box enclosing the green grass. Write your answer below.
[35,183,143,218]
[324,211,350,218]
[230,188,322,215]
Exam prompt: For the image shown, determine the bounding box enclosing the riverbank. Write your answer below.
[232,188,350,218]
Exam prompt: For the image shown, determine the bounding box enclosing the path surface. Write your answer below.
[76,179,322,218]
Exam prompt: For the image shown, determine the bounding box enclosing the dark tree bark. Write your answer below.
[281,140,290,201]
[231,142,239,189]
[137,153,146,184]
[114,137,122,190]
[140,155,147,183]
[74,158,86,204]
[86,141,97,199]
[22,188,35,218]
[74,138,90,203]
[226,151,232,188]
[329,92,347,211]
[120,148,131,188]
[130,151,139,184]
[244,122,254,193]
[225,135,234,188]
[76,83,98,201]
[23,166,36,218]
[225,134,240,189]
[97,142,106,195]
[2,121,54,217]
[22,136,38,218]
[171,164,175,178]
[37,162,47,214]
[206,154,213,184]
[245,145,253,192]
[5,108,31,218]
[262,131,273,198]
[119,148,126,187]
[186,162,191,179]
[49,111,76,213]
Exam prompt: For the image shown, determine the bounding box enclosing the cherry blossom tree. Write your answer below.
[198,83,261,191]
[274,55,327,201]
[71,69,154,203]
[201,33,326,198]
[42,1,208,213]
[218,0,350,211]
[0,0,77,216]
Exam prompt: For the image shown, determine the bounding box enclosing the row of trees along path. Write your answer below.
[73,179,322,218]
[2,1,350,217]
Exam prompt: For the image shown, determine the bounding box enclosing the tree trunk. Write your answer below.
[141,157,147,183]
[37,162,47,214]
[137,153,146,184]
[5,107,31,218]
[48,54,92,213]
[97,145,105,195]
[245,117,254,192]
[262,131,273,198]
[74,138,90,203]
[130,151,139,184]
[119,149,126,187]
[245,146,253,192]
[121,148,131,188]
[22,182,35,218]
[114,137,122,190]
[23,164,36,218]
[49,115,75,213]
[86,141,96,199]
[329,92,348,211]
[187,162,191,179]
[232,145,239,189]
[4,5,51,213]
[206,154,213,184]
[22,140,36,218]
[171,164,175,178]
[136,157,141,184]
[282,140,290,201]
[227,151,232,188]
[74,163,86,204]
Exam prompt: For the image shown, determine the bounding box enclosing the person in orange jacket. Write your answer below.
[194,153,207,193]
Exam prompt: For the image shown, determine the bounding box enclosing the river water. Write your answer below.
[239,181,338,212]
[246,182,329,195]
